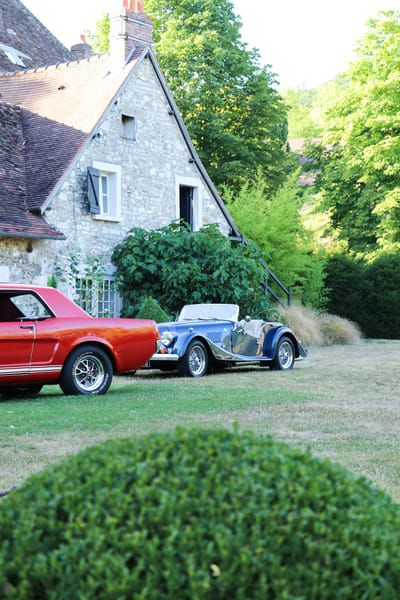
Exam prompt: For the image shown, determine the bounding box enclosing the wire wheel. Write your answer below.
[179,340,208,377]
[272,336,295,371]
[188,345,207,376]
[278,338,294,370]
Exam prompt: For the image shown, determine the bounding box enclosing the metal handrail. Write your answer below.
[237,236,291,307]
[264,265,291,307]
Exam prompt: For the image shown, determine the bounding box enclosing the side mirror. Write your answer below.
[244,315,251,323]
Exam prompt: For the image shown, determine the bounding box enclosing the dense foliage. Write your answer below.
[87,12,110,54]
[225,172,327,308]
[2,429,400,599]
[112,223,270,318]
[312,11,400,255]
[325,253,400,338]
[145,0,293,192]
[283,77,348,140]
[283,87,322,139]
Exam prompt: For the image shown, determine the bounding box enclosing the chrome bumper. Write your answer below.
[150,353,179,362]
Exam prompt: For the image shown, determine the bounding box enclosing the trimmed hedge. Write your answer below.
[1,429,400,598]
[326,253,400,338]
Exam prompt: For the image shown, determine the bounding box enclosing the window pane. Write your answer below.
[75,278,93,314]
[100,175,109,214]
[75,278,119,317]
[10,293,51,319]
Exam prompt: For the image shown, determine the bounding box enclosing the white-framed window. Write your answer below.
[88,162,122,222]
[175,176,203,231]
[75,277,121,318]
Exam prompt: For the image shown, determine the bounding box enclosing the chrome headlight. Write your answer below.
[160,331,174,347]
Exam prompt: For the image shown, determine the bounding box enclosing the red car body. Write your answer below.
[0,284,158,396]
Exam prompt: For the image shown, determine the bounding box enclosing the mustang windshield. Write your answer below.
[178,304,239,322]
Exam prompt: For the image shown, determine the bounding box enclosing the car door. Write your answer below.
[31,317,62,370]
[0,292,35,380]
[10,292,61,377]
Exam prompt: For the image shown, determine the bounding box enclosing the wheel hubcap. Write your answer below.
[73,353,105,392]
[278,341,294,369]
[188,346,206,376]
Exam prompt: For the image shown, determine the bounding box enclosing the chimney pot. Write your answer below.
[124,0,144,11]
[71,36,92,60]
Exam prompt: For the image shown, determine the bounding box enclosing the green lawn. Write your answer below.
[1,339,400,499]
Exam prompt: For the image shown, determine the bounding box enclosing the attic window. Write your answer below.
[121,114,136,141]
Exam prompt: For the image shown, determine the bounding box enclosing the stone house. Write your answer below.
[0,0,240,316]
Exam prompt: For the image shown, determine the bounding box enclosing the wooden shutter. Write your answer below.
[87,167,101,214]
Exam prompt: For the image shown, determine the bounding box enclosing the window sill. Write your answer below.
[92,214,122,223]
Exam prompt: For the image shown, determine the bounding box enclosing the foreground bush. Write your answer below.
[1,429,400,599]
[279,304,361,346]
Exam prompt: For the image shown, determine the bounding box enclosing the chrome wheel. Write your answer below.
[72,353,106,392]
[277,339,294,369]
[60,345,113,396]
[188,344,207,376]
[179,340,209,377]
[272,336,295,371]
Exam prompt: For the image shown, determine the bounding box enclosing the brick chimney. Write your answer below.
[70,35,92,60]
[110,0,153,71]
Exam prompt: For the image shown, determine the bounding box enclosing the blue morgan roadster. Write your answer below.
[149,304,308,377]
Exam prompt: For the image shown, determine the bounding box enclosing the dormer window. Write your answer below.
[121,114,136,140]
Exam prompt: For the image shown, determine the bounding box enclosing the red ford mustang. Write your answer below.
[0,284,159,396]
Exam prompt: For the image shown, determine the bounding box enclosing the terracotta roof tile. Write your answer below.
[0,101,64,238]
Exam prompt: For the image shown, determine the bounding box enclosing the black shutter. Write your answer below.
[87,167,101,214]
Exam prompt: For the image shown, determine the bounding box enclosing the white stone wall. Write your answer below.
[0,57,230,289]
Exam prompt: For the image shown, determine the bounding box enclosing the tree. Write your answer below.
[89,1,292,193]
[225,171,327,308]
[144,0,291,193]
[283,87,322,139]
[312,11,400,256]
[283,77,348,140]
[86,12,110,55]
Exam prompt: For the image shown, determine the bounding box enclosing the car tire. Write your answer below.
[178,340,208,377]
[0,384,43,397]
[59,345,113,396]
[271,336,295,371]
